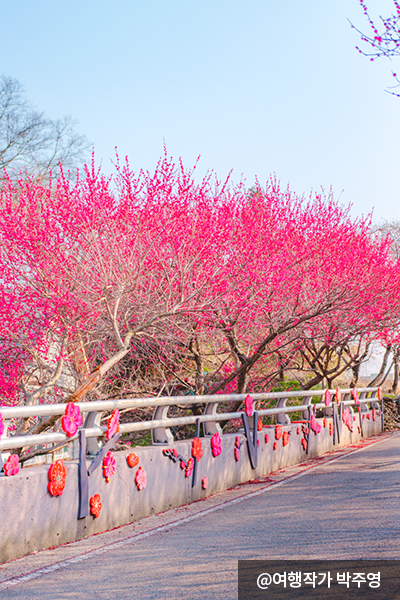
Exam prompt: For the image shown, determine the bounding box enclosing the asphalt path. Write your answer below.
[0,432,399,599]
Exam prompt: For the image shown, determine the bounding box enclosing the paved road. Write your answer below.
[0,432,399,599]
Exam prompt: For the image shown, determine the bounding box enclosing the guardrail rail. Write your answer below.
[0,387,382,466]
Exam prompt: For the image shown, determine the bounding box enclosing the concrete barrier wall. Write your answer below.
[0,410,382,563]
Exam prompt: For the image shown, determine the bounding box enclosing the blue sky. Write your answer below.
[1,0,399,222]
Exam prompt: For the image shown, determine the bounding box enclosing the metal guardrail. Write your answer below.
[0,387,381,456]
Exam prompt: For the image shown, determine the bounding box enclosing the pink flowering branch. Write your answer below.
[350,0,400,94]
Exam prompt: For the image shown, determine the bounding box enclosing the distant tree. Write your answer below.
[368,221,400,393]
[0,75,89,180]
[350,0,400,95]
[373,219,400,260]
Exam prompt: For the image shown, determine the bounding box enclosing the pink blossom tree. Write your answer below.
[201,183,396,396]
[0,154,240,436]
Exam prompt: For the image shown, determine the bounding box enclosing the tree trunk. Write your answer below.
[391,348,400,394]
[302,374,324,390]
[350,363,360,388]
[368,345,392,387]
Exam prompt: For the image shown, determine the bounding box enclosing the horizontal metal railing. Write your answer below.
[0,387,381,454]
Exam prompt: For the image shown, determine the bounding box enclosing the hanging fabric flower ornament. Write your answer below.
[377,387,383,401]
[310,412,322,434]
[90,494,102,518]
[48,460,68,496]
[106,409,120,440]
[135,466,147,490]
[335,387,342,404]
[211,432,222,457]
[192,437,203,462]
[324,389,331,406]
[102,451,116,483]
[183,458,194,478]
[126,453,139,468]
[342,407,353,431]
[61,402,83,437]
[244,395,253,417]
[202,476,208,490]
[3,454,20,476]
[351,388,359,404]
[0,412,4,438]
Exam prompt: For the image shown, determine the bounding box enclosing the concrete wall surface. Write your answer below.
[0,410,382,563]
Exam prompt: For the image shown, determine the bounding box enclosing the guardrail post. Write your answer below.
[78,430,121,519]
[368,391,380,410]
[359,391,368,409]
[275,397,291,425]
[0,417,11,470]
[78,430,89,519]
[191,418,200,488]
[83,411,104,456]
[323,401,333,418]
[357,391,367,437]
[241,410,258,469]
[358,392,371,437]
[151,406,174,445]
[358,403,364,437]
[332,401,340,445]
[301,396,312,421]
[202,403,222,437]
[306,406,311,455]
